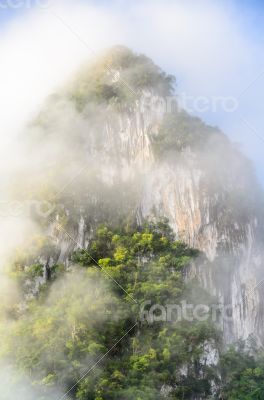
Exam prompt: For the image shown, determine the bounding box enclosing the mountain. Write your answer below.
[2,46,264,399]
[25,45,264,345]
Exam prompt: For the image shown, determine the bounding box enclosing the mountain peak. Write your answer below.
[65,46,175,110]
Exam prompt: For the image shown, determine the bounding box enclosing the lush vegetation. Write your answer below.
[151,111,229,157]
[4,46,264,399]
[219,343,264,399]
[4,219,264,399]
[67,46,175,111]
[0,219,222,399]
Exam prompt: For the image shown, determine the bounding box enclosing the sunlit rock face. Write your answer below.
[30,46,264,346]
[140,147,264,345]
[51,101,264,346]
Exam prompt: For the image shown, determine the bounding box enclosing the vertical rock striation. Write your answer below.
[30,46,264,347]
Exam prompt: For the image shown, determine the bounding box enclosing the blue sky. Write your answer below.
[1,0,264,185]
[0,3,29,24]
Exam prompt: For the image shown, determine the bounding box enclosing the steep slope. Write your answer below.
[19,46,264,346]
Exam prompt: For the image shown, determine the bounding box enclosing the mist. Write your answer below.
[1,0,264,182]
[1,0,264,398]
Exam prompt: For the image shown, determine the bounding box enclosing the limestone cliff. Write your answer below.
[28,46,264,347]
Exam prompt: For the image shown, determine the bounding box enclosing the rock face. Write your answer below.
[140,156,264,345]
[51,100,264,346]
[31,46,264,347]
